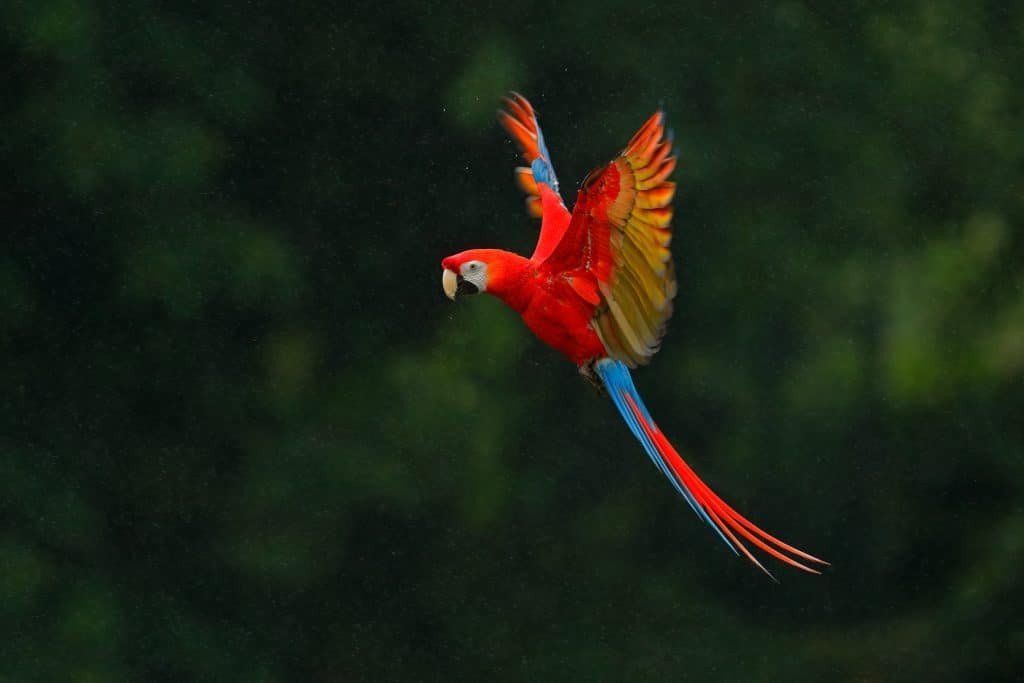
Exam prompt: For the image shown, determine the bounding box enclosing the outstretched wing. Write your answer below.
[498,93,572,262]
[542,110,678,367]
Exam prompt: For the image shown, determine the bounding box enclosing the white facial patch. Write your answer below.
[460,260,488,293]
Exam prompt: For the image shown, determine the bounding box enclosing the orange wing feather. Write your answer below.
[498,93,572,260]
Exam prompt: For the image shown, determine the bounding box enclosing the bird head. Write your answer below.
[440,249,496,300]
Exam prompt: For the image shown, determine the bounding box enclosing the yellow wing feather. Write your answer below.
[589,111,679,367]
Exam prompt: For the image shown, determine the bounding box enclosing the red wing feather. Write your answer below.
[543,110,679,367]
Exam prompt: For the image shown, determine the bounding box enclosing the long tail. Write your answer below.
[594,359,828,579]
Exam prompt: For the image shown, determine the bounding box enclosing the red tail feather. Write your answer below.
[622,393,829,576]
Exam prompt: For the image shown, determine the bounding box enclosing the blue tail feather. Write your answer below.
[594,359,738,555]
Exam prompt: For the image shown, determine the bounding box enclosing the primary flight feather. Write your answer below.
[441,93,827,578]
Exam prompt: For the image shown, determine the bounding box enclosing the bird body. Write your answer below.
[441,93,826,578]
[442,249,607,365]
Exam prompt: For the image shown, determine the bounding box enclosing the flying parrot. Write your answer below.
[441,93,827,578]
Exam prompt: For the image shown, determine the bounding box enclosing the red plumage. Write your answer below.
[441,94,827,577]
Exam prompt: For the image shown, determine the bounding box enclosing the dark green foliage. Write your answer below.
[2,1,1022,680]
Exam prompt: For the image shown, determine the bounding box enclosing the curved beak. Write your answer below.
[441,268,480,300]
[442,268,458,300]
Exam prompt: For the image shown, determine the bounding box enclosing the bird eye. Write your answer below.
[469,263,479,271]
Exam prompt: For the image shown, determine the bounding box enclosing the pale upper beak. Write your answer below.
[442,268,458,300]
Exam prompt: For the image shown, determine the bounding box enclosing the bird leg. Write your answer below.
[578,360,608,396]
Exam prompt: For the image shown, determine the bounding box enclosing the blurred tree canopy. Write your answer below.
[2,1,1023,680]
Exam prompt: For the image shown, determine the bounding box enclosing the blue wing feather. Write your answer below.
[532,127,559,194]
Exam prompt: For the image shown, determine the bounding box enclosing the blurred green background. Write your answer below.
[3,1,1023,680]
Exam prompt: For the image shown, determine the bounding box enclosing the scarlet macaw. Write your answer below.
[441,93,827,578]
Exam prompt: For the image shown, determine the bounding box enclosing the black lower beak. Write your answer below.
[456,274,479,296]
